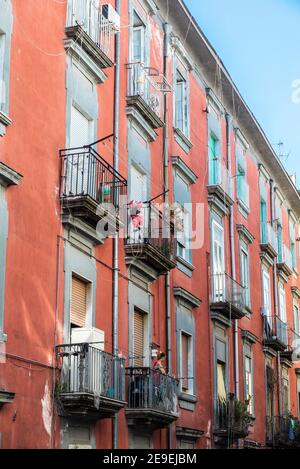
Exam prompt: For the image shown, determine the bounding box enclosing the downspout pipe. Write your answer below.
[270,179,282,417]
[163,22,172,449]
[226,113,239,400]
[112,0,121,450]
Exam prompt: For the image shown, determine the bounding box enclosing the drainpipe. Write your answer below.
[112,0,121,450]
[163,22,172,449]
[270,179,282,417]
[226,114,239,400]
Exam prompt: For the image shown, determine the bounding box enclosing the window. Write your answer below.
[244,344,254,415]
[133,308,147,367]
[132,12,145,63]
[240,244,250,309]
[212,219,225,276]
[289,220,297,271]
[260,198,268,244]
[177,439,195,449]
[67,424,93,449]
[180,332,192,394]
[71,275,89,329]
[176,203,191,263]
[217,361,227,403]
[236,148,248,207]
[209,134,219,185]
[174,171,192,265]
[266,365,274,418]
[278,283,287,324]
[282,369,290,416]
[277,222,283,260]
[0,33,5,111]
[175,69,188,135]
[294,304,300,336]
[262,270,271,315]
[211,219,225,301]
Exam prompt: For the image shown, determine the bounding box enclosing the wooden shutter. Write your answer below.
[181,333,189,391]
[71,276,87,328]
[134,309,144,367]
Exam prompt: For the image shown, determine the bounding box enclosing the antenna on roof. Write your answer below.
[275,141,290,162]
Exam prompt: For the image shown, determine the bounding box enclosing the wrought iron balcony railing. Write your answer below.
[124,201,176,274]
[260,222,278,257]
[126,367,179,416]
[60,146,127,208]
[56,343,125,400]
[126,62,172,128]
[215,397,251,439]
[266,416,300,448]
[262,314,288,351]
[66,0,115,66]
[277,244,293,275]
[208,159,233,203]
[210,273,246,319]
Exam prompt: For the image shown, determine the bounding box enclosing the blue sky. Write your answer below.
[185,0,300,184]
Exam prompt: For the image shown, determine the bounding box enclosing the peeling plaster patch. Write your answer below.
[41,381,52,439]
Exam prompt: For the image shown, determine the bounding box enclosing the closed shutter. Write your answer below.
[181,333,189,391]
[71,276,87,328]
[134,309,144,367]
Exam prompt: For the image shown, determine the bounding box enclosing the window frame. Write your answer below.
[240,242,251,309]
[243,342,255,416]
[179,330,193,395]
[175,68,188,135]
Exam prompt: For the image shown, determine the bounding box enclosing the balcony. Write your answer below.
[55,343,126,420]
[65,0,116,68]
[263,314,288,352]
[260,222,278,259]
[125,367,179,429]
[207,159,234,209]
[59,146,127,232]
[126,62,171,129]
[214,397,252,444]
[124,202,177,275]
[210,273,246,321]
[266,416,300,448]
[277,244,293,277]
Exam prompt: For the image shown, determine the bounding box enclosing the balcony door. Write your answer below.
[131,12,147,98]
[133,308,148,367]
[68,105,93,196]
[209,134,219,186]
[262,270,272,328]
[212,219,225,301]
[129,165,147,243]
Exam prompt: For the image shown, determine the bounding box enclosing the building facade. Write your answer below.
[0,0,300,449]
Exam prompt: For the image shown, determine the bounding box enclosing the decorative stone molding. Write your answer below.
[173,287,201,309]
[171,156,197,185]
[176,426,204,440]
[237,224,255,244]
[171,35,194,71]
[241,330,258,344]
[0,162,22,187]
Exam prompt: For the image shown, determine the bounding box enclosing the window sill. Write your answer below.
[177,256,195,277]
[174,127,193,154]
[237,198,250,218]
[178,392,197,411]
[179,392,197,403]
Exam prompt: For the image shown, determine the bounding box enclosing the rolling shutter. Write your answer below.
[71,276,87,328]
[181,333,189,391]
[133,309,144,367]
